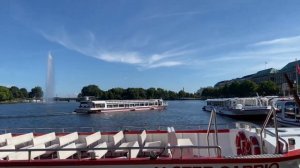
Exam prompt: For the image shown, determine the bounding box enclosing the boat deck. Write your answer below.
[0,125,300,168]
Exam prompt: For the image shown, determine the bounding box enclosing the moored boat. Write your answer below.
[203,97,271,119]
[74,99,167,114]
[0,108,300,168]
[275,99,300,127]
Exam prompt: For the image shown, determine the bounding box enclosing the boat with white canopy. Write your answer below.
[74,99,167,113]
[203,97,271,119]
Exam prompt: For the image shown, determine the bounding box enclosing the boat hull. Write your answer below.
[277,116,300,127]
[203,106,269,119]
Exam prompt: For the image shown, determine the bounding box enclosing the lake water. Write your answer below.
[0,100,242,132]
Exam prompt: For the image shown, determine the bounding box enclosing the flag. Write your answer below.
[297,63,300,75]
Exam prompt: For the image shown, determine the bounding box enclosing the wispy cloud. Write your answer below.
[194,35,300,79]
[144,61,183,69]
[209,35,300,65]
[40,28,193,69]
[252,35,300,46]
[99,52,142,64]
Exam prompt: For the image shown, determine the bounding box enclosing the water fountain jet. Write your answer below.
[45,52,55,103]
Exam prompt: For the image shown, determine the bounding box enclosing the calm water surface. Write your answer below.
[0,100,241,131]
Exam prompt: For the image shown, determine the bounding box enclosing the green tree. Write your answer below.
[228,82,240,97]
[178,90,186,98]
[146,88,156,99]
[80,85,103,98]
[109,88,125,99]
[9,86,21,99]
[168,90,178,100]
[257,81,279,96]
[20,88,28,98]
[29,86,43,99]
[239,80,258,97]
[0,86,13,101]
[156,88,165,99]
[220,84,229,97]
[124,88,138,99]
[201,87,216,98]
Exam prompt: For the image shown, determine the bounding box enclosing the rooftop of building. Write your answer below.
[214,59,300,87]
[280,60,300,73]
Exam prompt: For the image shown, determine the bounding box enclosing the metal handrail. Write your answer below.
[0,124,231,134]
[0,145,222,160]
[260,106,288,154]
[206,108,219,156]
[235,120,288,154]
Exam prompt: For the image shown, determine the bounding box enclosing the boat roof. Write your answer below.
[206,97,268,102]
[81,99,162,104]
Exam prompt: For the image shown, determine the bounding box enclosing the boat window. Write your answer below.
[107,104,113,108]
[276,105,282,113]
[79,102,89,108]
[119,104,124,107]
[284,102,297,119]
[95,103,105,108]
[285,102,295,112]
[113,104,118,108]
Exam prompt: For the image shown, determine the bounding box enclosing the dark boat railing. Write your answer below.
[0,145,222,161]
[0,124,232,134]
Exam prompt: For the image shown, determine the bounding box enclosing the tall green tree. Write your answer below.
[228,82,240,97]
[81,85,103,98]
[239,80,258,97]
[0,86,12,101]
[108,88,125,99]
[19,88,28,98]
[29,86,43,99]
[178,90,186,98]
[257,81,279,96]
[168,90,178,100]
[9,86,21,99]
[146,88,156,99]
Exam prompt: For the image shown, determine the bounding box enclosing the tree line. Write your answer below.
[0,80,280,102]
[78,85,197,100]
[0,86,43,102]
[200,80,279,99]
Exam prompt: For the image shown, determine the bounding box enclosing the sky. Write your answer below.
[1,0,300,97]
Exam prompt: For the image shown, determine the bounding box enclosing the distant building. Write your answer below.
[214,60,300,95]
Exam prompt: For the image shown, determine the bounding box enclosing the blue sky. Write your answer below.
[1,0,300,97]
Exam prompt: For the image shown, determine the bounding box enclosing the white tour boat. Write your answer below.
[74,99,167,114]
[0,108,299,167]
[203,97,271,119]
[275,99,300,127]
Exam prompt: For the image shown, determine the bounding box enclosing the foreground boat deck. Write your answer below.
[0,124,299,168]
